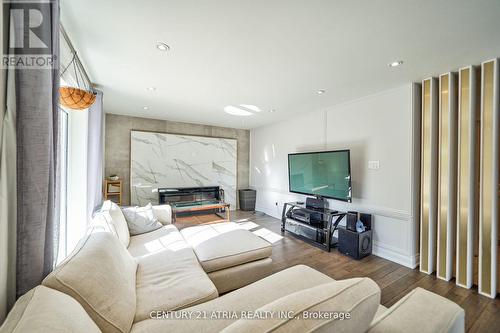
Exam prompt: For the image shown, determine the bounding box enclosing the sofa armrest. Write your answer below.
[367,287,464,333]
[152,204,172,224]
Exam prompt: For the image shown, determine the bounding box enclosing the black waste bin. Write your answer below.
[238,189,256,211]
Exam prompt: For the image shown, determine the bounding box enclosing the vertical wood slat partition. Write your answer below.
[479,59,499,298]
[419,59,499,298]
[437,73,458,281]
[420,78,439,274]
[456,67,479,289]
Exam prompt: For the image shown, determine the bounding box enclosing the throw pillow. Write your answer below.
[122,203,163,235]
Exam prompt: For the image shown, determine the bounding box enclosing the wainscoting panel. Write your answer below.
[456,66,479,289]
[478,59,499,298]
[437,73,458,281]
[420,78,439,274]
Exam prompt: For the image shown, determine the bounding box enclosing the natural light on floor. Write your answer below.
[235,221,260,230]
[252,227,283,244]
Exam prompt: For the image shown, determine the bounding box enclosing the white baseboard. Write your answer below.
[372,242,419,269]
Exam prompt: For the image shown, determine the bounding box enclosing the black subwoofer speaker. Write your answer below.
[338,228,372,260]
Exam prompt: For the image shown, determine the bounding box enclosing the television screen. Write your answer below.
[288,150,352,202]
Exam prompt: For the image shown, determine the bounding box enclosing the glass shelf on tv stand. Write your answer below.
[280,201,346,252]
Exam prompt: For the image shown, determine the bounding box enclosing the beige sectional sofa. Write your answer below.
[97,201,274,295]
[1,202,465,333]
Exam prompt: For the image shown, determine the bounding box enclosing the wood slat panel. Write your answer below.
[437,73,458,281]
[420,78,439,274]
[479,59,499,298]
[456,67,479,289]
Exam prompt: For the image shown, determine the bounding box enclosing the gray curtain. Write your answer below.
[87,90,104,218]
[0,4,17,321]
[9,0,61,297]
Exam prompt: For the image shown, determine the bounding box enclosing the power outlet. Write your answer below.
[368,160,380,170]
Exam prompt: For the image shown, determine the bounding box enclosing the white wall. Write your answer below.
[250,84,421,268]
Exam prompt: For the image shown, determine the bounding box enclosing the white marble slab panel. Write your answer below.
[130,131,237,209]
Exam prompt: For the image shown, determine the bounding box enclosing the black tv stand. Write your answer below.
[281,201,346,252]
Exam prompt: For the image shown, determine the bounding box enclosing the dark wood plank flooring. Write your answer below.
[176,210,500,333]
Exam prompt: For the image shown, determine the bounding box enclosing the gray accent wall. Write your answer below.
[104,114,250,206]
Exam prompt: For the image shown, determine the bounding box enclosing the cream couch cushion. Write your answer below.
[221,277,380,333]
[122,203,163,236]
[373,305,388,322]
[180,223,272,272]
[100,200,130,247]
[130,265,335,333]
[152,204,172,224]
[208,258,273,293]
[42,231,137,333]
[128,226,218,322]
[0,286,101,333]
[90,211,119,236]
[367,287,465,333]
[128,224,193,258]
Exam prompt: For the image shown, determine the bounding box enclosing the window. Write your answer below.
[57,108,69,263]
[57,26,92,261]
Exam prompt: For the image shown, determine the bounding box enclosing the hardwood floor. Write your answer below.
[176,210,500,333]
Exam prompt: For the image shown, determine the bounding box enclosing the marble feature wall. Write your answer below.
[130,131,237,208]
[104,114,250,206]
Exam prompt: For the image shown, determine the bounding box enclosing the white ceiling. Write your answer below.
[61,0,500,129]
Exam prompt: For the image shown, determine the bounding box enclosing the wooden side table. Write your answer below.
[104,179,122,205]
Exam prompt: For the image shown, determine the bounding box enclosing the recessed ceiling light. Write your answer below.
[239,104,261,113]
[224,104,264,116]
[388,60,403,67]
[143,106,149,110]
[317,89,326,94]
[147,87,156,91]
[269,109,276,113]
[156,42,170,51]
[224,105,252,116]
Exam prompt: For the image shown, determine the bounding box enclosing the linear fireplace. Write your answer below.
[158,186,223,206]
[158,186,229,222]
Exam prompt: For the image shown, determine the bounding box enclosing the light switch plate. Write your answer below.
[368,160,380,170]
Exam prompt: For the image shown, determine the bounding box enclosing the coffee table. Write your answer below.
[171,201,230,223]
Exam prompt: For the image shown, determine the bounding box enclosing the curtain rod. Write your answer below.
[60,24,93,90]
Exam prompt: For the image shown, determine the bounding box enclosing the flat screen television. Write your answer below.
[288,150,352,202]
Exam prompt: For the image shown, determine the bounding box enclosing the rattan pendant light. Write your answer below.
[59,47,96,110]
[60,86,96,110]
